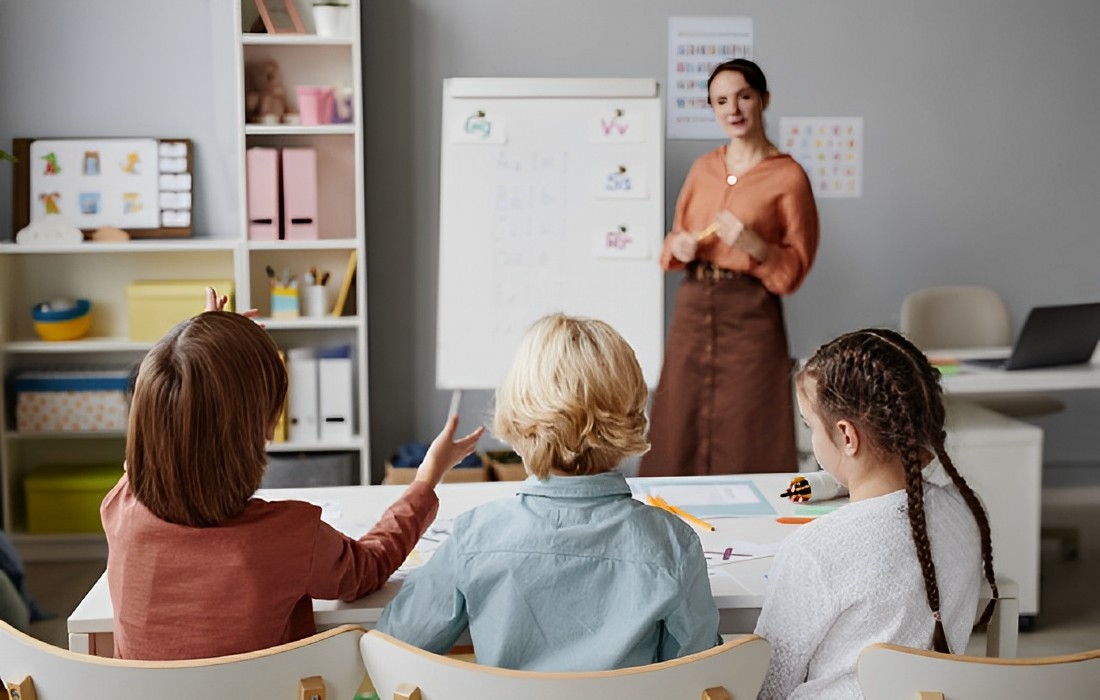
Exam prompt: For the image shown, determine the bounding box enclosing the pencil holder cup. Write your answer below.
[304,285,328,318]
[271,287,300,319]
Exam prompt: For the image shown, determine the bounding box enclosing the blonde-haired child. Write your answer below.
[102,290,482,660]
[755,328,997,699]
[378,313,720,670]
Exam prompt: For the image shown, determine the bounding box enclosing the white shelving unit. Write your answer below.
[0,0,369,560]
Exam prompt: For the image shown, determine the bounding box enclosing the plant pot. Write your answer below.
[312,5,351,38]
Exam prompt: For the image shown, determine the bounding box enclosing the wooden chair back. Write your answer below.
[0,620,365,700]
[360,630,770,700]
[857,642,1100,700]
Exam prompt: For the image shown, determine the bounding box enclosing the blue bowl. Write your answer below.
[32,299,93,341]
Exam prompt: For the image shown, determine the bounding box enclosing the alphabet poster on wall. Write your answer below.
[779,117,864,198]
[667,16,754,140]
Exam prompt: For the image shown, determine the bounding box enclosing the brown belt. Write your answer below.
[686,262,744,281]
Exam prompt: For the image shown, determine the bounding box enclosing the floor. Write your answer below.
[18,492,1100,658]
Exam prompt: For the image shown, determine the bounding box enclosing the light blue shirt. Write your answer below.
[377,471,720,671]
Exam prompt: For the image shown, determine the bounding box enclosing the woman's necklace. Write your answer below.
[725,144,778,186]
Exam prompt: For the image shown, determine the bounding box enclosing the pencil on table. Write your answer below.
[646,494,716,532]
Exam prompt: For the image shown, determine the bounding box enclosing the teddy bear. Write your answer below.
[245,60,293,124]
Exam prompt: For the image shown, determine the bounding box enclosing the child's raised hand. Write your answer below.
[204,286,229,312]
[414,414,485,488]
[204,286,262,323]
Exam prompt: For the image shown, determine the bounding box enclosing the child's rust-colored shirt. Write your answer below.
[101,474,437,660]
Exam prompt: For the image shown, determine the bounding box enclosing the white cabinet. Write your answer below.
[0,0,369,560]
[945,398,1043,619]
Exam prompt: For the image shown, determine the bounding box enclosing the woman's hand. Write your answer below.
[414,414,485,488]
[669,231,698,263]
[715,211,770,262]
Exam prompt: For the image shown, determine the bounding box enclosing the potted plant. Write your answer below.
[312,1,351,38]
[0,149,14,164]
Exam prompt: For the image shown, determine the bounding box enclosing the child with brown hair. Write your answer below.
[101,291,482,660]
[377,313,720,671]
[754,328,998,699]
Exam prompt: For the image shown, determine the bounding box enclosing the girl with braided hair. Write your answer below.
[754,328,998,699]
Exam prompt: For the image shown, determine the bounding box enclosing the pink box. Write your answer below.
[246,147,280,240]
[282,147,318,240]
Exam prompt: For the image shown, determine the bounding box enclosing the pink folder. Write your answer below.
[282,147,319,240]
[246,147,280,240]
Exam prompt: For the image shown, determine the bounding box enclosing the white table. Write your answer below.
[68,474,1016,658]
[936,346,1100,395]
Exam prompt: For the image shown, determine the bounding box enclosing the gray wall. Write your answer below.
[2,1,1099,478]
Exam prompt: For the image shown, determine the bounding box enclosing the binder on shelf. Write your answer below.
[286,347,319,443]
[282,147,319,240]
[246,147,281,240]
[317,345,354,441]
[331,249,358,316]
[273,350,288,442]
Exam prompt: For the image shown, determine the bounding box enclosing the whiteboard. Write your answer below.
[436,78,664,389]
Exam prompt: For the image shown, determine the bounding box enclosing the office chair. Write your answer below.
[360,630,770,700]
[857,642,1100,700]
[0,620,366,700]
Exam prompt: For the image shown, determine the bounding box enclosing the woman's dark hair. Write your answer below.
[707,58,769,104]
[797,328,998,654]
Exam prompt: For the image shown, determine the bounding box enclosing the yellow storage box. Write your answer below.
[126,279,234,342]
[24,463,124,533]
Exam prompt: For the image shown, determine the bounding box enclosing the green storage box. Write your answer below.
[24,463,124,533]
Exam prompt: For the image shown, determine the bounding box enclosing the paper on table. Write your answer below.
[656,483,760,506]
[634,477,776,517]
[392,517,456,579]
[703,541,780,567]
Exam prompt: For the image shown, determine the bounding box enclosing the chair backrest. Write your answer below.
[900,285,1014,349]
[360,630,770,700]
[857,642,1100,700]
[0,620,365,700]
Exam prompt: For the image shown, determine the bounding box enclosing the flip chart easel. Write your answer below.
[436,77,665,390]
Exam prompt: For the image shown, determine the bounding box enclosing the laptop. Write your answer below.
[961,302,1100,371]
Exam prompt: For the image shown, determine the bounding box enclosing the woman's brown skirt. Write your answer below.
[640,271,797,476]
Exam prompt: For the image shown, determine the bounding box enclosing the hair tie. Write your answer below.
[932,610,943,622]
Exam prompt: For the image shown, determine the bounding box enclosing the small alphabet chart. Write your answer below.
[779,117,864,199]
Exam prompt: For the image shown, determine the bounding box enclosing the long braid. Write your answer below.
[801,327,994,654]
[936,444,999,625]
[902,442,950,652]
[873,342,952,653]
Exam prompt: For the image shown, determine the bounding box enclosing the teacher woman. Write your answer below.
[640,59,819,477]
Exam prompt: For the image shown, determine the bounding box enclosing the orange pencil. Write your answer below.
[775,516,816,525]
[646,494,716,532]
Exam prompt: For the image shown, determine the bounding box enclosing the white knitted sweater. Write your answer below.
[755,462,983,699]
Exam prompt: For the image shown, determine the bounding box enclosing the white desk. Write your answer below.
[936,346,1100,395]
[68,475,1016,658]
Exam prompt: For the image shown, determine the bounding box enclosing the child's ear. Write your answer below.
[835,419,860,456]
